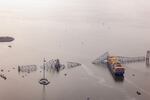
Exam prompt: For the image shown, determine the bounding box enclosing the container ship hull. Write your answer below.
[107,64,124,77]
[107,56,125,77]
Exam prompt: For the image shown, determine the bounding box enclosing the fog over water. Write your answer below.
[0,0,150,100]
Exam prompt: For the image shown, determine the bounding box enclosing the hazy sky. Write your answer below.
[0,0,150,60]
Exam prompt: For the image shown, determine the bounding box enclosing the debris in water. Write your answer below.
[1,69,4,72]
[64,73,67,76]
[136,91,141,95]
[8,45,12,48]
[0,74,7,80]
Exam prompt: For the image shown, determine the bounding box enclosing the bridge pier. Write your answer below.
[146,50,150,66]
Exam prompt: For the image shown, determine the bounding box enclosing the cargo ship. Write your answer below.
[107,56,125,77]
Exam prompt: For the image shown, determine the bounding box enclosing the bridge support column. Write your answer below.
[146,50,150,66]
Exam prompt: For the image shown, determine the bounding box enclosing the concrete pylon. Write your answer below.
[146,50,150,66]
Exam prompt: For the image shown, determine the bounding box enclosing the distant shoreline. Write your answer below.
[0,36,14,42]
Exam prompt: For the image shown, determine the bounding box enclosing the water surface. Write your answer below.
[0,0,150,100]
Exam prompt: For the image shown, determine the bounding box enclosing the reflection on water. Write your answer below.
[42,85,46,100]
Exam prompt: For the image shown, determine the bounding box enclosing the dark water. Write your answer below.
[0,0,150,100]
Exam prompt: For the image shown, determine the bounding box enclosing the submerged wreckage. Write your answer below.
[17,58,81,85]
[18,65,37,73]
[40,59,81,72]
[39,58,81,85]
